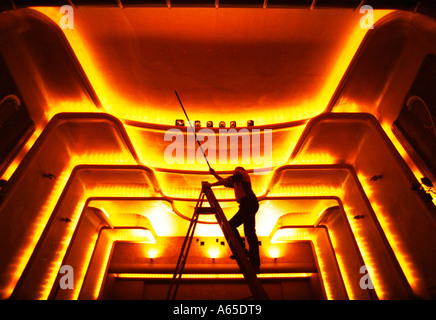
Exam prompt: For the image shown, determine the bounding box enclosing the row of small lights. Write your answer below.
[176,119,255,128]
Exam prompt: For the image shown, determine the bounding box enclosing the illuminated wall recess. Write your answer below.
[0,4,436,300]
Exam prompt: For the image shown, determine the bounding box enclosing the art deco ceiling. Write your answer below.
[1,1,436,301]
[21,6,397,126]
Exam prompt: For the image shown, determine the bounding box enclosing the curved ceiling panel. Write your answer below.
[34,7,392,125]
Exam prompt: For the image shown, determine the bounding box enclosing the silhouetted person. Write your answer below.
[205,167,260,273]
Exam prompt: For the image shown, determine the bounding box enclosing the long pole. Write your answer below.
[175,90,211,169]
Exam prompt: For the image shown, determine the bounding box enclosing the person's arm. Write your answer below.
[204,168,230,188]
[209,167,224,181]
[205,178,229,188]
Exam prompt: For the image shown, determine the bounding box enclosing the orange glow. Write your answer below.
[357,173,374,197]
[380,124,436,206]
[314,10,390,114]
[345,208,386,299]
[270,228,310,243]
[255,202,281,236]
[268,225,366,300]
[0,158,23,181]
[125,125,293,172]
[146,248,159,259]
[371,203,421,294]
[92,234,115,300]
[190,224,225,238]
[85,185,154,199]
[381,122,411,158]
[162,185,235,200]
[3,167,72,299]
[358,171,422,296]
[69,153,136,166]
[50,200,155,300]
[290,152,337,165]
[129,201,176,237]
[267,228,337,299]
[332,100,363,113]
[43,99,99,121]
[268,185,343,198]
[267,246,281,259]
[71,232,99,300]
[324,225,356,300]
[0,128,43,181]
[381,122,427,182]
[79,228,156,300]
[115,273,312,279]
[100,207,110,220]
[115,229,156,244]
[3,151,138,299]
[207,247,221,259]
[32,7,393,127]
[154,170,272,200]
[310,238,335,300]
[2,6,419,301]
[96,200,176,236]
[39,200,87,299]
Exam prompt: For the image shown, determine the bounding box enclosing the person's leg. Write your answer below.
[243,203,260,270]
[228,207,245,249]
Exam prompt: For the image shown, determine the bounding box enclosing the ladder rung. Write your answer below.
[196,207,216,214]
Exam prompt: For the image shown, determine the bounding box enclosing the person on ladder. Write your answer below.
[204,166,261,274]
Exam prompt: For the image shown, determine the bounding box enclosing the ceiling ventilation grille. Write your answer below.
[406,95,436,136]
[0,95,20,126]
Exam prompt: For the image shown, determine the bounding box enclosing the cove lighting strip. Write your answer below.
[114,273,312,279]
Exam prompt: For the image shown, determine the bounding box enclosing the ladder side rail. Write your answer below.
[202,186,269,300]
[166,192,205,300]
[170,193,203,278]
[169,211,199,300]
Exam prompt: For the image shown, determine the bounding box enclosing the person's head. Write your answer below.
[234,166,246,174]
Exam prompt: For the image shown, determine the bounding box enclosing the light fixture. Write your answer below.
[230,121,237,128]
[147,248,159,259]
[207,121,213,127]
[116,273,313,279]
[207,247,220,259]
[247,120,254,127]
[175,119,185,126]
[267,246,280,259]
[219,121,226,128]
[194,120,201,128]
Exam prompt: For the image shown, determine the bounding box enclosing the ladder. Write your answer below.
[166,182,269,300]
